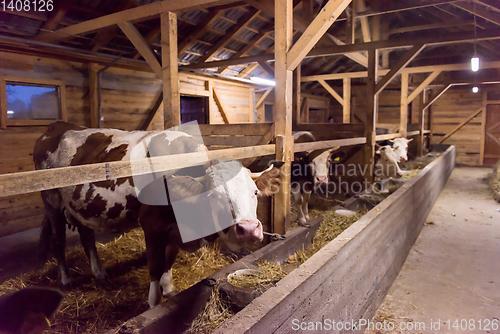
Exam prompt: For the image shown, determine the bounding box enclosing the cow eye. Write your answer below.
[254,190,259,195]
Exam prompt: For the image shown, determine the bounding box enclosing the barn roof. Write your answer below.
[0,0,499,93]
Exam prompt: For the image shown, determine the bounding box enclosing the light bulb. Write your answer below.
[250,77,276,86]
[471,56,479,72]
[472,86,479,93]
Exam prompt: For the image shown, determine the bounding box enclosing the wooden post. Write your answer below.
[400,72,408,136]
[161,12,180,129]
[363,49,378,185]
[417,91,425,156]
[346,2,355,44]
[0,75,7,129]
[274,0,293,235]
[479,90,487,165]
[293,65,301,126]
[343,78,351,123]
[88,63,99,128]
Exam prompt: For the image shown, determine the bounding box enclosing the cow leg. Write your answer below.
[292,189,307,226]
[302,191,311,221]
[144,230,167,308]
[48,211,71,286]
[77,224,107,282]
[160,243,179,298]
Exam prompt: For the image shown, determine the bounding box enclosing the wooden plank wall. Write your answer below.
[0,52,255,236]
[216,146,456,334]
[430,87,483,165]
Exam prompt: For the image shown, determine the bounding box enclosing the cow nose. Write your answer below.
[234,221,263,241]
[316,176,327,184]
[396,171,403,178]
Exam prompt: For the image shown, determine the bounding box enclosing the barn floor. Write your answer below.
[367,167,500,334]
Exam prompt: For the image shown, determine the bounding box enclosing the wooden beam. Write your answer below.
[274,0,293,234]
[178,10,221,56]
[318,79,343,105]
[258,61,275,78]
[34,0,71,36]
[438,107,484,144]
[308,27,500,57]
[118,21,162,79]
[38,0,235,42]
[133,27,161,59]
[400,72,408,136]
[355,0,371,42]
[407,71,441,103]
[161,12,180,129]
[388,20,474,35]
[374,44,425,95]
[452,2,500,27]
[0,75,6,130]
[256,87,273,109]
[345,2,356,44]
[218,22,274,74]
[343,78,351,123]
[324,34,369,67]
[287,0,353,71]
[479,91,487,165]
[293,65,301,126]
[423,83,452,110]
[363,49,377,184]
[417,92,425,156]
[212,86,231,124]
[197,8,260,63]
[88,63,99,128]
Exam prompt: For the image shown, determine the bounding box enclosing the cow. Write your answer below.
[290,131,339,226]
[390,137,413,163]
[0,287,63,334]
[374,145,404,179]
[34,121,284,308]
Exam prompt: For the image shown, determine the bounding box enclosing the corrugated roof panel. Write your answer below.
[180,9,207,24]
[199,31,221,44]
[211,19,233,33]
[236,29,256,42]
[214,49,234,60]
[189,41,212,54]
[224,8,246,21]
[247,17,266,31]
[225,40,245,52]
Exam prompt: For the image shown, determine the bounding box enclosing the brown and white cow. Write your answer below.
[34,122,283,308]
[291,131,339,226]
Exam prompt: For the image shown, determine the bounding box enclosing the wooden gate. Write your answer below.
[484,104,500,166]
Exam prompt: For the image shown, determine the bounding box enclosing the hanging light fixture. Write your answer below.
[471,3,479,72]
[472,86,479,93]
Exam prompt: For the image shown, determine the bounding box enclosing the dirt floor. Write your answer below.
[367,167,500,334]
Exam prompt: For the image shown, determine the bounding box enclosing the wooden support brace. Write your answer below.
[258,61,275,78]
[212,86,231,124]
[287,0,353,71]
[407,70,442,103]
[118,21,162,78]
[363,48,377,184]
[438,107,484,144]
[256,88,273,109]
[374,44,425,95]
[318,79,343,105]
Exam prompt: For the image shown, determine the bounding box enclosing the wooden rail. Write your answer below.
[0,131,423,198]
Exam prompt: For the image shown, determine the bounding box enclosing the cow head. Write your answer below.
[375,146,403,179]
[390,138,413,162]
[307,147,340,185]
[177,160,283,251]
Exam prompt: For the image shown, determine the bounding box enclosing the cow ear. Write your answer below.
[254,168,284,197]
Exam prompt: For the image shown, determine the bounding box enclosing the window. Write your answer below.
[1,76,66,128]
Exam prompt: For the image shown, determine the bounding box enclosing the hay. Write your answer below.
[0,229,233,334]
[488,160,500,203]
[185,286,234,334]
